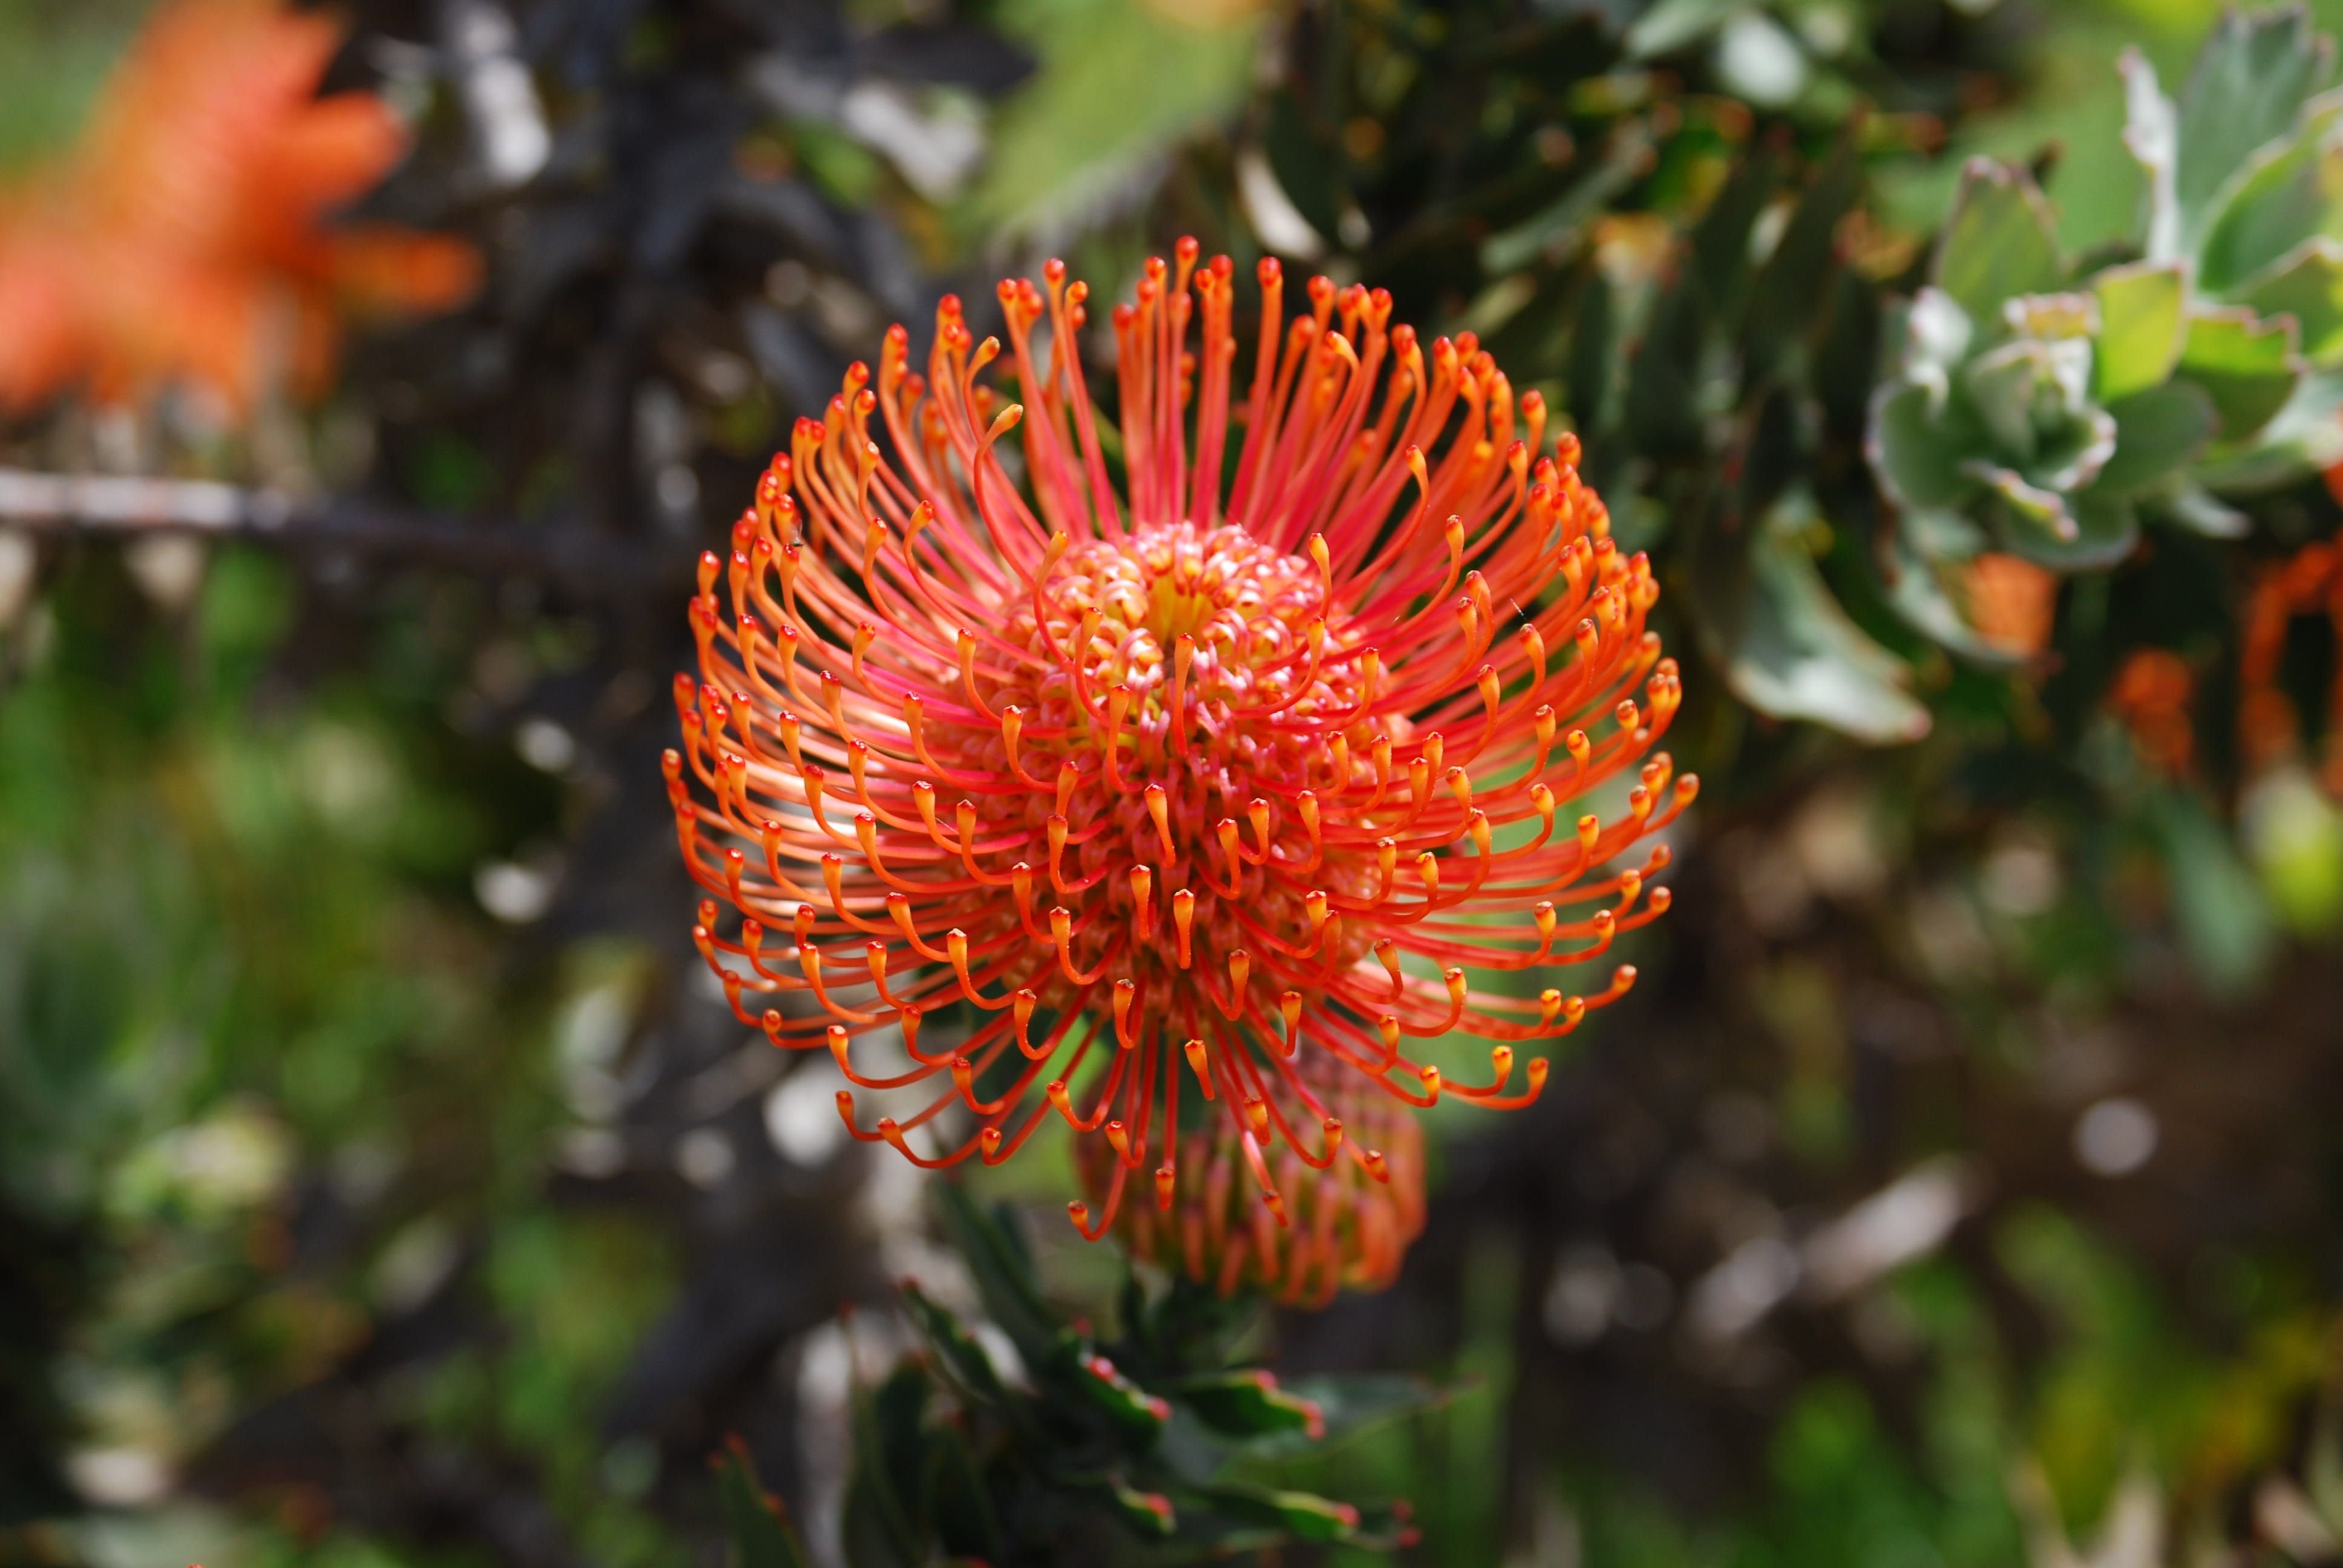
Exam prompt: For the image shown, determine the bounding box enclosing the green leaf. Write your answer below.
[1687,491,1930,744]
[1565,270,1615,432]
[1480,125,1653,273]
[2090,260,2187,400]
[2148,787,2276,998]
[969,0,1258,240]
[1965,460,2080,554]
[900,1282,1013,1411]
[2002,488,2138,572]
[1071,1349,1172,1439]
[2192,365,2343,486]
[1622,274,1709,461]
[922,1427,1004,1564]
[1745,137,1860,378]
[1191,1483,1366,1544]
[1691,147,1781,309]
[2094,381,2217,495]
[1932,159,2063,322]
[934,1184,1061,1367]
[2172,6,2336,255]
[713,1437,814,1568]
[2177,307,2303,439]
[1087,1475,1176,1537]
[1866,379,1967,511]
[1170,1369,1325,1441]
[2241,238,2343,364]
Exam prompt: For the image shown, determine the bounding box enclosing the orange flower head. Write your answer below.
[2239,532,2343,794]
[1959,552,2058,659]
[2109,648,2198,779]
[666,244,1694,1265]
[1076,1044,1425,1307]
[0,0,479,415]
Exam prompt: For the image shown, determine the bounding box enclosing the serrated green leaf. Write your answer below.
[2193,365,2343,486]
[1933,160,2063,322]
[2241,238,2343,364]
[2196,94,2343,292]
[2178,307,2302,439]
[2173,7,2336,255]
[2091,260,2187,400]
[714,1438,814,1568]
[2003,487,2138,571]
[1480,125,1652,273]
[2095,381,2217,495]
[1688,491,1930,744]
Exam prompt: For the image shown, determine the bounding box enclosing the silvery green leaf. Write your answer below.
[2174,7,2337,256]
[2120,48,2180,260]
[2028,402,2117,495]
[2090,260,2187,400]
[2094,381,2217,496]
[2017,489,2140,571]
[1625,0,1744,60]
[1687,491,1931,744]
[1867,379,1969,511]
[2178,305,2303,439]
[1962,459,2078,549]
[1933,159,2063,324]
[2240,237,2343,364]
[1906,287,1974,373]
[2155,481,2250,538]
[1961,339,2054,463]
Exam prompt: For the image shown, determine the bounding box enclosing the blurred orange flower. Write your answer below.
[2109,649,2197,779]
[2240,532,2343,795]
[0,0,479,417]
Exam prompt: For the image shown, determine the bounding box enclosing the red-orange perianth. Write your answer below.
[666,244,1696,1256]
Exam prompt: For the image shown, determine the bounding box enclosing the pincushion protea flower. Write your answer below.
[0,0,479,416]
[667,242,1695,1269]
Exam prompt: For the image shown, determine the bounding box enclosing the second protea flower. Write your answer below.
[669,243,1694,1277]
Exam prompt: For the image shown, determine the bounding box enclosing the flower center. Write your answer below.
[981,521,1378,1010]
